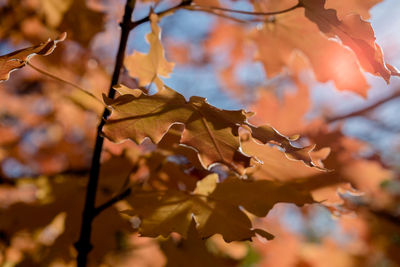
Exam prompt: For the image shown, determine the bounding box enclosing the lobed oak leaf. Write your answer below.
[251,8,369,95]
[246,124,329,170]
[160,220,232,267]
[249,80,310,136]
[0,173,132,265]
[124,12,174,90]
[300,0,392,83]
[40,0,73,28]
[0,32,66,82]
[325,0,383,20]
[104,85,321,174]
[124,173,313,242]
[242,138,325,182]
[103,85,252,174]
[58,0,105,47]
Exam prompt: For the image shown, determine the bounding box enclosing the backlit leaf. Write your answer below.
[124,11,174,90]
[124,174,313,242]
[0,32,66,82]
[300,0,392,82]
[103,85,321,174]
[251,7,369,95]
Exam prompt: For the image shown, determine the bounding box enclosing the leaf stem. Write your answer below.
[74,0,136,266]
[129,0,193,29]
[93,188,132,217]
[26,61,104,106]
[190,2,302,16]
[184,6,250,23]
[326,88,400,122]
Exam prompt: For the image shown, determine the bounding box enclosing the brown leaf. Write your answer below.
[58,0,105,47]
[160,220,231,267]
[103,85,251,174]
[124,12,174,90]
[0,174,132,265]
[103,85,320,174]
[125,174,313,242]
[0,32,66,82]
[325,0,383,20]
[249,80,310,136]
[300,0,392,83]
[39,0,73,27]
[251,6,369,95]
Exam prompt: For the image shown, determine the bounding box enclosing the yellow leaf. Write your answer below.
[0,33,66,82]
[124,12,175,90]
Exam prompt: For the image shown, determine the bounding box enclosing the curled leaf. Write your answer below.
[0,32,66,82]
[124,174,313,242]
[300,0,392,82]
[103,85,324,174]
[124,11,174,90]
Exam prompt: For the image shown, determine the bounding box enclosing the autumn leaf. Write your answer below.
[124,174,313,242]
[103,85,322,174]
[0,174,132,265]
[124,11,174,90]
[250,7,369,95]
[103,85,251,173]
[249,80,310,136]
[58,0,105,47]
[0,32,66,82]
[160,220,232,267]
[325,0,383,20]
[242,138,325,182]
[40,0,73,27]
[300,0,392,82]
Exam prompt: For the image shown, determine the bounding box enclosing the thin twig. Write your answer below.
[74,0,136,266]
[326,89,400,123]
[27,61,104,106]
[93,188,132,217]
[192,2,302,16]
[129,0,193,29]
[369,208,400,225]
[130,0,300,28]
[184,6,251,23]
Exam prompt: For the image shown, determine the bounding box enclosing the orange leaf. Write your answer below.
[300,0,391,83]
[0,32,66,82]
[124,12,174,90]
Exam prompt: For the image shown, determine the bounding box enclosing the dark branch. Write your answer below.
[326,89,400,123]
[129,0,193,29]
[93,188,132,217]
[369,208,400,225]
[190,2,302,16]
[74,1,136,266]
[184,6,252,23]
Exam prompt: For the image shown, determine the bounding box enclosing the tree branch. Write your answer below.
[129,0,193,29]
[74,1,136,266]
[369,207,400,225]
[93,188,132,217]
[27,61,104,106]
[184,6,251,23]
[326,89,400,123]
[190,2,302,16]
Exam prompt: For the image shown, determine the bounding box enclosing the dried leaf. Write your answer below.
[300,0,392,82]
[325,0,383,20]
[0,32,66,82]
[103,86,251,173]
[125,174,313,242]
[58,0,105,47]
[103,85,320,174]
[124,12,174,90]
[161,220,231,267]
[251,7,369,95]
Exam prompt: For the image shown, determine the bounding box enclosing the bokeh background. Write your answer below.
[1,0,400,266]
